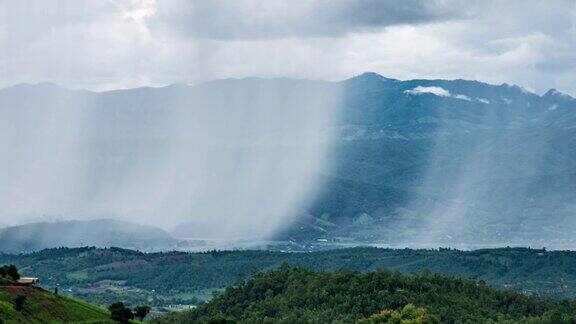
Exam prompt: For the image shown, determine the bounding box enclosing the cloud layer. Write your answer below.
[0,0,575,94]
[149,0,461,40]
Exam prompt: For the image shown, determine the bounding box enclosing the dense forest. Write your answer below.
[3,246,576,309]
[155,265,576,323]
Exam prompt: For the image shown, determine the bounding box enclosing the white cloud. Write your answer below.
[405,86,475,102]
[454,94,472,101]
[405,86,451,96]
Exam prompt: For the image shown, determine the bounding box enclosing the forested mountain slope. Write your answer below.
[295,73,576,246]
[3,246,576,308]
[155,265,576,323]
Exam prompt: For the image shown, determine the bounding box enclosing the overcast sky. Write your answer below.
[0,0,575,94]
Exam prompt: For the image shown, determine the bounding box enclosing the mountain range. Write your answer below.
[1,73,576,248]
[296,73,576,248]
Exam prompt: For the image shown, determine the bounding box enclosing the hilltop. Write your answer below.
[154,265,576,323]
[0,219,180,253]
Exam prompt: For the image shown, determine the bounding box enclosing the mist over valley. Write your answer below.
[2,73,576,251]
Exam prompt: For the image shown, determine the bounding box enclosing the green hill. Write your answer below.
[0,284,113,323]
[155,265,576,323]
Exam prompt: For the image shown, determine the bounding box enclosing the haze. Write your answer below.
[1,0,575,244]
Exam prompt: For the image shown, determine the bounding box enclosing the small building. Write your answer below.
[18,277,39,286]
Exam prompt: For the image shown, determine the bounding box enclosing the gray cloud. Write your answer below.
[148,0,463,40]
[0,0,575,95]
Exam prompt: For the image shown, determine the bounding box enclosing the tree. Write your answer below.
[13,295,26,311]
[0,265,20,281]
[359,304,440,324]
[204,315,236,323]
[108,302,134,323]
[134,305,151,321]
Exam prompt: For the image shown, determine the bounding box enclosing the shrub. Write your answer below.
[108,302,134,323]
[13,295,26,312]
[0,265,20,281]
[134,305,151,320]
